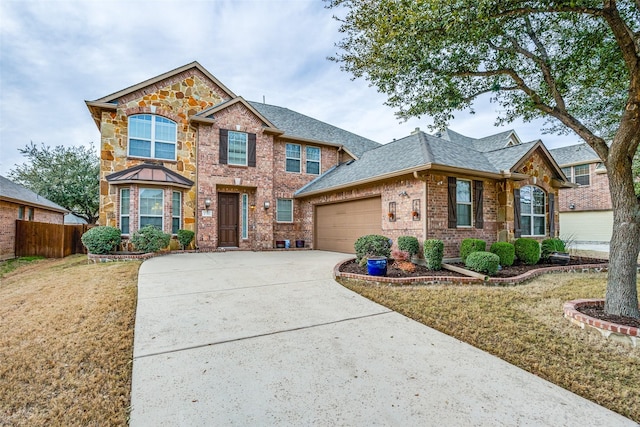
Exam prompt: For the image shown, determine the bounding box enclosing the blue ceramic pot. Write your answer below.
[367,256,388,276]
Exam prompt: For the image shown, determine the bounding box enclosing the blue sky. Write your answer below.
[0,0,581,176]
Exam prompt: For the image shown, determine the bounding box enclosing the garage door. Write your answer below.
[559,210,613,243]
[315,197,382,253]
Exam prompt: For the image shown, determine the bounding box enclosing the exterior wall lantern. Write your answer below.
[204,198,211,209]
[264,201,270,210]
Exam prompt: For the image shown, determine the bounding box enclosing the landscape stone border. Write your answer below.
[563,299,639,348]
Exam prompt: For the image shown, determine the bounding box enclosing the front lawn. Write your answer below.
[0,255,139,426]
[338,272,640,422]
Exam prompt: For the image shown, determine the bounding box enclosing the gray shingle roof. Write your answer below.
[295,130,544,196]
[549,143,600,166]
[248,101,380,158]
[0,175,68,212]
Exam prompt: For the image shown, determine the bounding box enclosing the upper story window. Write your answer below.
[573,164,590,186]
[286,143,301,173]
[306,146,321,175]
[561,167,572,182]
[520,185,546,236]
[456,179,472,227]
[128,115,177,160]
[228,131,248,166]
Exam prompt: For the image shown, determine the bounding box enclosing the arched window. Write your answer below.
[520,185,546,236]
[128,114,177,160]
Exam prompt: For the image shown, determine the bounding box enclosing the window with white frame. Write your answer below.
[172,191,181,234]
[128,115,177,160]
[228,131,248,165]
[520,185,546,236]
[456,179,472,227]
[286,143,301,173]
[276,199,293,222]
[573,164,590,186]
[561,167,572,182]
[139,188,164,229]
[120,188,130,234]
[306,146,320,175]
[241,194,248,239]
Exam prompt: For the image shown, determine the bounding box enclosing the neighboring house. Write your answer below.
[0,175,68,260]
[550,143,612,244]
[86,62,570,257]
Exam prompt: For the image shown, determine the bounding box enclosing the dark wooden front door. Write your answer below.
[218,193,239,247]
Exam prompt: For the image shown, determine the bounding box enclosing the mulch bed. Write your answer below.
[577,305,640,329]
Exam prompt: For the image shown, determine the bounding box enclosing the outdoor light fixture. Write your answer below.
[205,198,211,209]
[250,203,256,210]
[569,203,575,210]
[264,201,270,209]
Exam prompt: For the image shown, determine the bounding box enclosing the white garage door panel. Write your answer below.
[316,197,382,253]
[559,211,613,243]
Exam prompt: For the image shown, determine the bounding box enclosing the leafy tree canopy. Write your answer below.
[329,0,640,318]
[9,142,100,224]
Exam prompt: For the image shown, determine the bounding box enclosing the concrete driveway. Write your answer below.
[130,251,633,426]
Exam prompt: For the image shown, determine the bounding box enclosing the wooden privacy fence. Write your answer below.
[15,220,91,258]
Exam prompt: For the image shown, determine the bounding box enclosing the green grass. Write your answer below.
[0,256,45,278]
[338,272,640,422]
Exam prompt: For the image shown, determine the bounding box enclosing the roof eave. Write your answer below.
[0,196,68,214]
[105,179,193,189]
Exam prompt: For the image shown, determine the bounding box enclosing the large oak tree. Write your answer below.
[9,142,100,224]
[329,0,640,317]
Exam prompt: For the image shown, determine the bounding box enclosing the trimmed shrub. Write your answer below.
[131,225,171,253]
[354,234,392,262]
[397,236,420,258]
[490,242,515,267]
[423,239,444,270]
[541,238,566,260]
[81,226,121,254]
[459,238,486,262]
[177,229,195,250]
[465,251,500,276]
[514,238,541,265]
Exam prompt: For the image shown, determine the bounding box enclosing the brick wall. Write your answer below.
[0,200,64,260]
[558,163,611,211]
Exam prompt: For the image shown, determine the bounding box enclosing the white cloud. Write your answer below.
[0,0,580,176]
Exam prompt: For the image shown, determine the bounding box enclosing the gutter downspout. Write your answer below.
[414,171,429,245]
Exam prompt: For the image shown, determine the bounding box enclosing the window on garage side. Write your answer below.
[276,198,293,223]
[306,146,321,175]
[286,143,301,173]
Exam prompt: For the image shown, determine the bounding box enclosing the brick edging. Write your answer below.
[333,258,609,287]
[563,299,639,346]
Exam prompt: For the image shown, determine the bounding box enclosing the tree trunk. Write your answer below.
[604,154,640,318]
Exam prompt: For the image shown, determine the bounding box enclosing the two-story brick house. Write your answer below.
[86,62,570,257]
[550,143,612,244]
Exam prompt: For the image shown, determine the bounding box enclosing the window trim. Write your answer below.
[139,187,165,231]
[561,167,572,183]
[18,206,24,220]
[27,207,34,221]
[285,143,301,173]
[120,188,130,235]
[172,191,181,234]
[241,194,249,239]
[227,130,248,166]
[276,198,294,223]
[520,185,546,237]
[456,179,472,227]
[305,146,321,175]
[127,114,177,161]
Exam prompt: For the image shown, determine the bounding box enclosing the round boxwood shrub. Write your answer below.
[459,238,486,262]
[490,242,515,267]
[177,229,195,250]
[81,226,121,254]
[465,251,500,276]
[131,225,171,253]
[540,238,566,260]
[423,239,444,270]
[514,238,541,265]
[354,234,392,263]
[397,236,420,258]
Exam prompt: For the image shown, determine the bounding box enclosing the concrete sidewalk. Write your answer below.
[130,251,633,426]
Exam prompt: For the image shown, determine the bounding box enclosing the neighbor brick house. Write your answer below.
[0,175,68,260]
[550,143,612,244]
[86,62,570,257]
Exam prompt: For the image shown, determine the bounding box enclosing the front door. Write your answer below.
[218,193,239,247]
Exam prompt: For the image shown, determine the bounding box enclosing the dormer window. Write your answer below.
[128,114,177,160]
